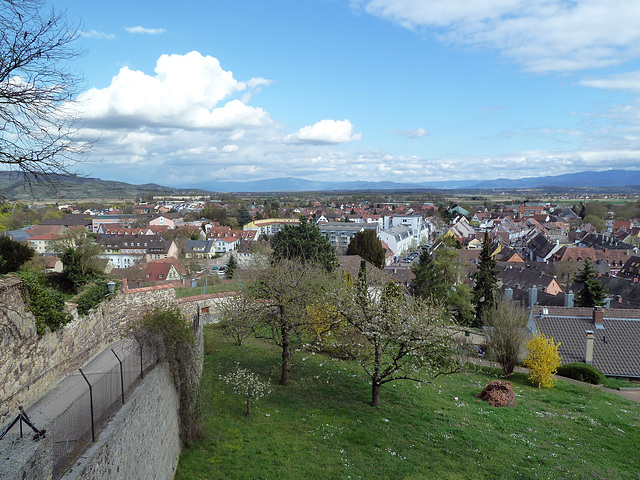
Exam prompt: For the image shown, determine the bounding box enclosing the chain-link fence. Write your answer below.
[1,308,202,480]
[47,337,161,479]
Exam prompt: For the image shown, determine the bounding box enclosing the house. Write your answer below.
[243,218,300,237]
[141,258,187,284]
[499,263,564,296]
[149,215,176,229]
[553,246,597,263]
[25,233,59,254]
[619,255,640,280]
[236,239,271,267]
[184,240,217,259]
[528,306,640,379]
[378,225,413,258]
[98,235,177,268]
[44,257,63,273]
[516,203,546,218]
[319,222,379,252]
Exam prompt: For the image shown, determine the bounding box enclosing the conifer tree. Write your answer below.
[575,259,607,307]
[472,232,499,326]
[346,229,386,268]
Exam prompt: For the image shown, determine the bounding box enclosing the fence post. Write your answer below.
[133,333,144,379]
[111,348,125,405]
[78,368,95,443]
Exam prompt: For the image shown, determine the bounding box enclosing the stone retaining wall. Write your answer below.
[0,277,177,428]
[62,363,180,480]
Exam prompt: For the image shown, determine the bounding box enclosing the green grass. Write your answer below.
[175,326,640,479]
[604,377,639,390]
[174,282,240,298]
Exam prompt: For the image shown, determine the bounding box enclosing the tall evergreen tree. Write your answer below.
[271,216,338,272]
[575,259,607,307]
[226,253,237,279]
[411,236,474,325]
[472,232,499,326]
[346,229,386,268]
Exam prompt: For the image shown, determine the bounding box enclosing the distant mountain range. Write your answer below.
[193,169,640,192]
[2,169,640,200]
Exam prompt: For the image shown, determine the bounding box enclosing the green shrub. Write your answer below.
[16,269,73,335]
[556,362,605,385]
[76,281,110,316]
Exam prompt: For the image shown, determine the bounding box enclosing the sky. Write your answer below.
[52,0,640,187]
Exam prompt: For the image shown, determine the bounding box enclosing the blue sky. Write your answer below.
[55,0,640,187]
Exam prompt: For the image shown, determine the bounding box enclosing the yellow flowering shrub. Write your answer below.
[524,332,561,388]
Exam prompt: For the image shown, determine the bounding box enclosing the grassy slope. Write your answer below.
[176,326,640,480]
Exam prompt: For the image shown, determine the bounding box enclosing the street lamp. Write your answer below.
[106,281,116,296]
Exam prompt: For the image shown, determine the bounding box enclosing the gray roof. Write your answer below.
[2,230,31,242]
[530,306,640,378]
[184,239,215,253]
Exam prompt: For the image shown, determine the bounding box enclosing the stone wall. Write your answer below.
[0,277,177,428]
[62,363,180,480]
[3,363,181,480]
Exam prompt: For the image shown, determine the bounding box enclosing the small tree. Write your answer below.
[52,228,104,290]
[217,292,260,346]
[483,301,528,376]
[0,236,34,273]
[222,364,271,416]
[575,259,607,307]
[334,261,459,406]
[250,257,334,386]
[524,332,561,388]
[345,229,386,268]
[226,253,237,279]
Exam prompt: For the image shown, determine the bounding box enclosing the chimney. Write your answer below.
[585,330,595,365]
[564,291,574,308]
[504,287,513,301]
[593,307,604,325]
[604,297,611,309]
[528,286,538,307]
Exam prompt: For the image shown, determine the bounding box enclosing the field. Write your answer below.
[175,327,640,480]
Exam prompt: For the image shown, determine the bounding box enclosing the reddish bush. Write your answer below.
[478,380,517,407]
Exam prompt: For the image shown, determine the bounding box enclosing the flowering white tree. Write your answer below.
[217,292,261,346]
[222,364,271,416]
[334,260,460,406]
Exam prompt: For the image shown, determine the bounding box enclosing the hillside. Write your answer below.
[175,327,640,479]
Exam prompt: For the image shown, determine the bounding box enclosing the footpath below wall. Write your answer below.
[62,362,180,480]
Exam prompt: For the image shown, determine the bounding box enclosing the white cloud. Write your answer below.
[125,26,166,35]
[390,127,427,138]
[79,30,116,40]
[222,144,239,153]
[357,0,640,73]
[581,71,640,91]
[286,119,362,144]
[76,51,272,129]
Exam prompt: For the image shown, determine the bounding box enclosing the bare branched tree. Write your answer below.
[0,0,87,188]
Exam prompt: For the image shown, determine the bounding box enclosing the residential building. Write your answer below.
[528,306,640,379]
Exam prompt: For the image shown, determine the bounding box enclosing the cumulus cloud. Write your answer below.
[76,51,272,129]
[389,127,427,138]
[286,119,362,144]
[125,26,166,35]
[357,0,640,73]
